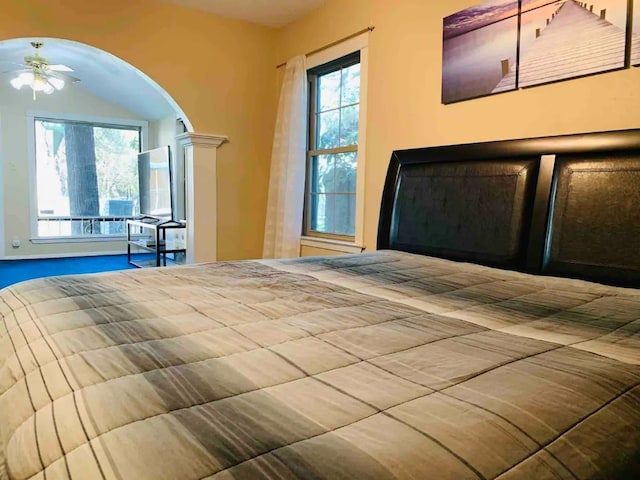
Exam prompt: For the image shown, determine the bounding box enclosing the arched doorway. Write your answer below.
[0,37,194,259]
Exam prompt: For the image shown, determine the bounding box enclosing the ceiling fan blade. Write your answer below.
[48,64,73,72]
[0,61,28,68]
[47,71,80,83]
[0,68,31,76]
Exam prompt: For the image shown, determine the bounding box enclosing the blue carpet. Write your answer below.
[0,255,137,290]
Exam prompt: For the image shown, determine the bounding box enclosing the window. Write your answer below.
[305,52,361,239]
[32,115,143,238]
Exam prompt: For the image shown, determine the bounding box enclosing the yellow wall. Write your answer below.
[277,0,640,252]
[0,81,146,257]
[0,0,278,261]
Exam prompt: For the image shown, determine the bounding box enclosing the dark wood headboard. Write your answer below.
[378,130,640,287]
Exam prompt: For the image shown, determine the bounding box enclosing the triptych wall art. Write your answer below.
[442,0,640,104]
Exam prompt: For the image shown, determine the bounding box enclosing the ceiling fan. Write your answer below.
[1,41,80,99]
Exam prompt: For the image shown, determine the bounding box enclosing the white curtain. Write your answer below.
[262,55,308,259]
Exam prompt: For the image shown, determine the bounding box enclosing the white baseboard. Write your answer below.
[1,250,124,261]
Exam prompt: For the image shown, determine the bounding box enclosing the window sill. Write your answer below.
[30,235,126,244]
[300,236,365,254]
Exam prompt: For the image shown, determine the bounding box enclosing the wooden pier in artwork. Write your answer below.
[493,0,640,92]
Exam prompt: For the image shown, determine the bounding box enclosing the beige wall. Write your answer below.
[277,0,640,253]
[0,81,145,257]
[149,116,186,221]
[0,0,278,261]
[149,116,177,154]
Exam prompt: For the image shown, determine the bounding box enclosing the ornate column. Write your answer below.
[175,132,227,264]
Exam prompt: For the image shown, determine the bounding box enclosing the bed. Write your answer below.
[1,129,639,479]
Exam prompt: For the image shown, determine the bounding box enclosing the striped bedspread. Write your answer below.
[0,250,639,479]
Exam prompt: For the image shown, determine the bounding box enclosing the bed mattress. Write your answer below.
[1,250,638,479]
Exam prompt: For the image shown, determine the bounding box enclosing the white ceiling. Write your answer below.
[0,38,178,121]
[157,0,326,28]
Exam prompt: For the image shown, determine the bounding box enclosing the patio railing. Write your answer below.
[37,215,136,237]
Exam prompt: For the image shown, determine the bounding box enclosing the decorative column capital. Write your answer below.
[176,132,228,149]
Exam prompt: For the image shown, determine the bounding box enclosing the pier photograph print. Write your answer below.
[518,0,628,88]
[442,0,632,104]
[442,0,519,104]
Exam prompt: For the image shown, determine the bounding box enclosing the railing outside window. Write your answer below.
[37,215,136,237]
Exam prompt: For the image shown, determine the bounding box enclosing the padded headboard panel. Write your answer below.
[544,154,640,286]
[378,129,640,286]
[388,159,538,268]
[377,138,548,270]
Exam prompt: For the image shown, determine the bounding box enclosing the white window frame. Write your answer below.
[27,110,149,243]
[301,33,368,253]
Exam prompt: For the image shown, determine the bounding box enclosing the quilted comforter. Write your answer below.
[0,251,639,479]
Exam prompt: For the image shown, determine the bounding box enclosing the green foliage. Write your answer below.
[316,63,360,150]
[94,126,140,210]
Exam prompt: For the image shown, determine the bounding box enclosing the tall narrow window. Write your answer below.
[305,52,360,239]
[33,117,142,237]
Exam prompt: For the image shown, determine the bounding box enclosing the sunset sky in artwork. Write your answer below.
[443,1,568,39]
[444,1,518,39]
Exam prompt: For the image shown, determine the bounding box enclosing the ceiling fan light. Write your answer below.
[42,82,55,94]
[31,74,51,92]
[48,76,65,90]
